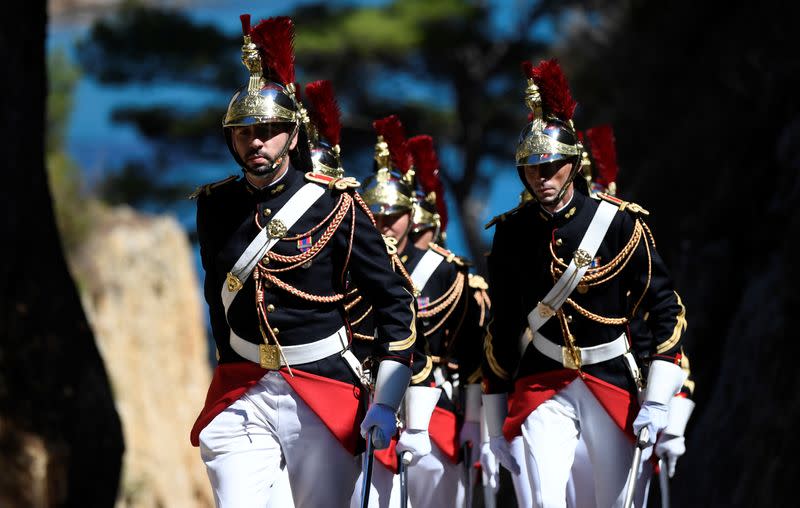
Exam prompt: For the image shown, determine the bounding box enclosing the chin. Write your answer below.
[248,164,276,177]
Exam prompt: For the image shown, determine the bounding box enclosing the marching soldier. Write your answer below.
[189,16,416,507]
[481,59,689,507]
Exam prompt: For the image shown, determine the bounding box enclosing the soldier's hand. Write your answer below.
[655,434,685,477]
[396,429,431,465]
[479,441,500,491]
[360,403,397,449]
[632,400,669,447]
[488,435,520,475]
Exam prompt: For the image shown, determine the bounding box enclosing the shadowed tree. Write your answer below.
[0,1,124,506]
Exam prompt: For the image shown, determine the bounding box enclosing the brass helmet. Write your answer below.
[582,125,619,196]
[408,135,447,243]
[516,59,583,201]
[362,115,415,216]
[223,15,309,172]
[304,80,344,177]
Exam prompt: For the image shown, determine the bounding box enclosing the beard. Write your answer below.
[245,161,278,177]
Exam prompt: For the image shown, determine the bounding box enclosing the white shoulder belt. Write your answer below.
[527,200,618,333]
[410,248,445,294]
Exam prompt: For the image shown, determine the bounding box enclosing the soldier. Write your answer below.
[189,16,416,507]
[405,134,491,507]
[481,59,689,507]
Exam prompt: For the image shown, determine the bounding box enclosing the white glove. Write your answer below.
[397,429,431,465]
[481,393,521,475]
[360,403,397,449]
[480,441,500,491]
[459,421,481,466]
[632,400,669,447]
[655,434,685,478]
[488,435,520,475]
[655,396,695,477]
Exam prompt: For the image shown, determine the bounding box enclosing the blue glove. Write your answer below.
[360,403,397,449]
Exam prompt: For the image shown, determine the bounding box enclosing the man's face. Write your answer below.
[232,123,297,176]
[375,211,411,241]
[523,160,574,205]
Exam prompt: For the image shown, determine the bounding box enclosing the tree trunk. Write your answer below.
[0,2,124,506]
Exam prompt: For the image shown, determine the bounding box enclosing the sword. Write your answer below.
[481,470,496,508]
[658,458,670,508]
[623,427,649,508]
[398,450,412,508]
[462,442,473,508]
[360,429,376,508]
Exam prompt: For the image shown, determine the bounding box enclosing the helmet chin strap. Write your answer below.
[242,123,300,175]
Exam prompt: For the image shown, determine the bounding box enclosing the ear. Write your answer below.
[289,129,298,150]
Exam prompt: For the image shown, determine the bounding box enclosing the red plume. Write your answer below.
[240,14,251,36]
[586,125,618,187]
[408,135,448,232]
[521,60,535,80]
[373,115,412,174]
[530,59,577,120]
[305,80,342,146]
[250,16,296,85]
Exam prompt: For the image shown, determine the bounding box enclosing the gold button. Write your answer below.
[266,304,275,313]
[272,327,279,335]
[264,281,273,288]
[566,315,573,323]
[263,208,272,217]
[555,238,563,246]
[262,256,270,265]
[558,257,565,263]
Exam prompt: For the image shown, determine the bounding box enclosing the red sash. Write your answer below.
[190,363,364,455]
[503,370,639,444]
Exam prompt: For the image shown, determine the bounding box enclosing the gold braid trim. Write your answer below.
[410,356,433,384]
[353,332,375,341]
[466,367,482,384]
[344,294,363,311]
[550,220,644,286]
[388,299,417,351]
[679,348,695,395]
[418,271,465,317]
[260,271,345,302]
[353,192,377,226]
[483,321,510,380]
[563,298,629,325]
[350,306,373,327]
[656,291,686,354]
[262,194,351,269]
[629,218,652,318]
[420,272,466,337]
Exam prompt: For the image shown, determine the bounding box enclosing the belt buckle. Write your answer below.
[562,346,582,370]
[259,344,281,370]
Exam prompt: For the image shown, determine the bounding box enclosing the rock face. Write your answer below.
[73,206,213,508]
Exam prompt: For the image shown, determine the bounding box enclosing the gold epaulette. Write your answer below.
[597,193,649,216]
[188,175,237,199]
[484,200,533,229]
[304,171,361,190]
[468,274,489,290]
[429,243,465,266]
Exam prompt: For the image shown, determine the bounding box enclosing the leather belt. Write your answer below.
[532,331,628,369]
[230,325,349,370]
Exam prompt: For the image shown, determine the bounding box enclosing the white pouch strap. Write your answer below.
[221,182,326,314]
[410,248,445,294]
[527,200,617,333]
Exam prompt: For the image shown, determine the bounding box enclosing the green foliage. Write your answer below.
[294,0,471,56]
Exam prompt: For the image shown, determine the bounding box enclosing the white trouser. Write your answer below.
[520,377,650,508]
[407,443,465,508]
[199,371,359,507]
[266,464,295,508]
[351,460,404,508]
[510,436,533,507]
[351,443,464,508]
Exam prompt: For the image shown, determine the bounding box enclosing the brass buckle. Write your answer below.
[536,301,556,318]
[226,272,243,292]
[573,249,592,268]
[259,344,281,370]
[562,346,582,370]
